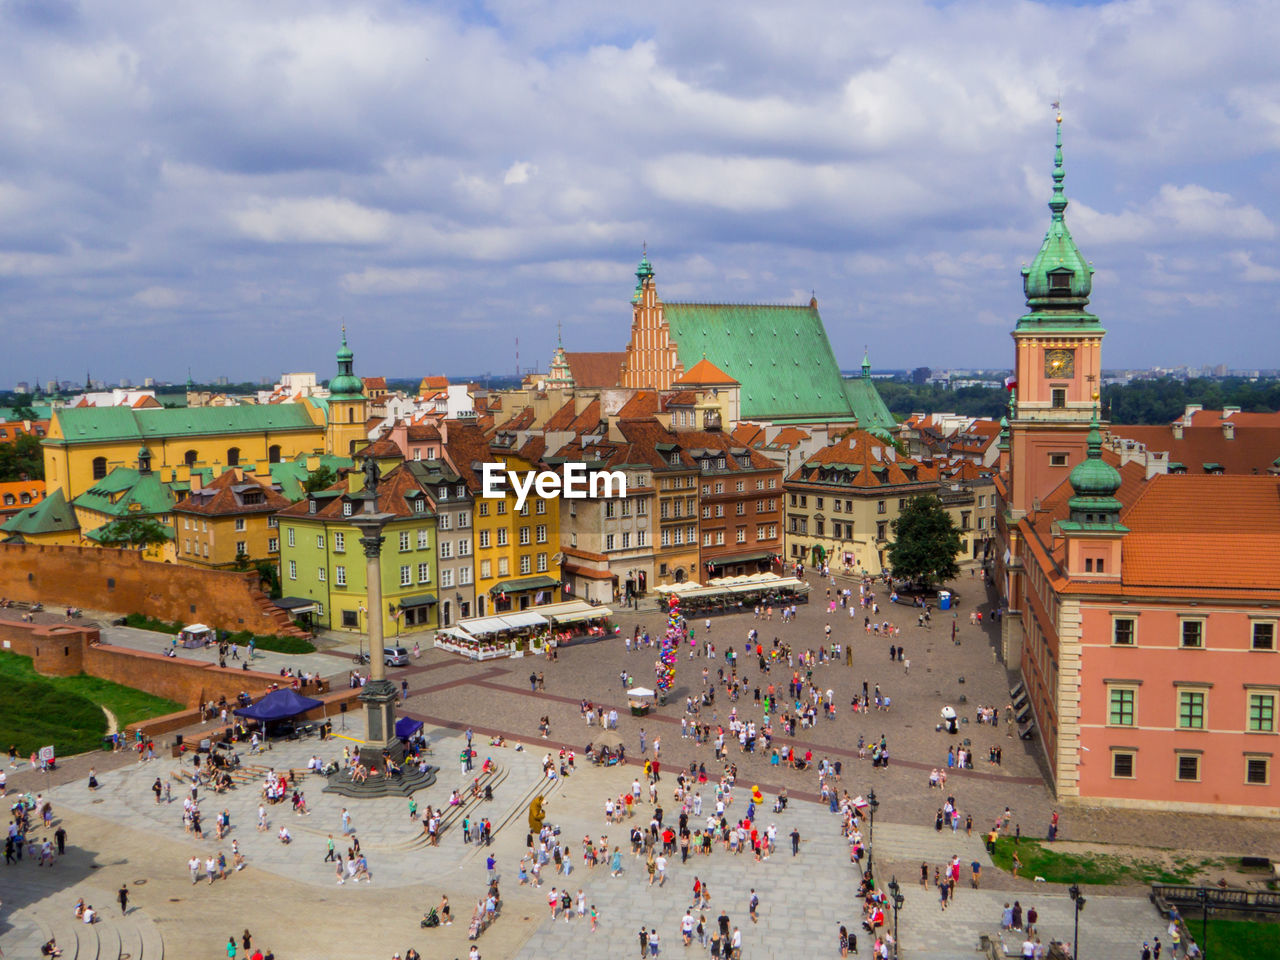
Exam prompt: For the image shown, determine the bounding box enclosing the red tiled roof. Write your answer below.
[174,471,290,517]
[663,391,699,406]
[277,462,430,519]
[406,424,441,442]
[768,427,811,448]
[419,375,449,391]
[565,351,626,388]
[1108,422,1280,475]
[730,423,764,447]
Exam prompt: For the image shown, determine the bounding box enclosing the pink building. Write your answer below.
[994,117,1280,816]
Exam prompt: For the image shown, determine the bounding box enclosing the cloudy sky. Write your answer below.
[1,0,1278,387]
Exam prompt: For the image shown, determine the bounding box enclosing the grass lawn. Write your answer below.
[122,614,315,654]
[1202,918,1280,960]
[0,652,182,756]
[990,837,1222,886]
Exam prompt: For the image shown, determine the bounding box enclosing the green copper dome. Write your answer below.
[636,250,654,280]
[329,331,363,398]
[1021,116,1093,310]
[1068,410,1121,505]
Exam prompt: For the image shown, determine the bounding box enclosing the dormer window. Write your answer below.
[668,452,680,466]
[438,485,448,501]
[342,501,353,517]
[308,499,317,514]
[414,499,426,513]
[1049,272,1071,291]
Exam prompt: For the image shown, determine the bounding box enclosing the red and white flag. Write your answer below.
[1004,376,1017,391]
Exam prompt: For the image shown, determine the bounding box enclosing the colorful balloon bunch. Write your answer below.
[656,595,680,693]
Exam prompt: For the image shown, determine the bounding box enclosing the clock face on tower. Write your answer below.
[1044,348,1075,378]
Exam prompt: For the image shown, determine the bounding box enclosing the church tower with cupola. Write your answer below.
[326,330,368,456]
[620,249,685,390]
[1008,114,1106,519]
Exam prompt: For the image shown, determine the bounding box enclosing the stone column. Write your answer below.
[353,514,400,759]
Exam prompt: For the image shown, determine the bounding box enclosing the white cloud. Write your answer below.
[131,286,185,308]
[0,0,1277,380]
[231,197,394,245]
[1227,251,1280,283]
[503,162,536,186]
[341,267,450,294]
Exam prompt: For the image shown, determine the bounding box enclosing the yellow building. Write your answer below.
[42,402,326,503]
[469,445,563,618]
[173,468,291,569]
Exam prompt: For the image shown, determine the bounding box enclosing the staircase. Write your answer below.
[19,907,164,960]
[322,762,438,799]
[248,589,311,639]
[396,763,509,850]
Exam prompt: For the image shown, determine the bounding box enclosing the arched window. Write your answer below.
[92,456,108,480]
[184,449,198,467]
[268,444,282,464]
[227,447,240,466]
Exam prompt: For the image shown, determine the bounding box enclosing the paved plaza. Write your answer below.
[1,570,1276,958]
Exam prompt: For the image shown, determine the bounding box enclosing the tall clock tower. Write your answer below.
[1008,115,1105,519]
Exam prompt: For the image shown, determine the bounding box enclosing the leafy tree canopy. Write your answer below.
[303,465,337,494]
[0,434,43,482]
[887,495,962,588]
[95,516,170,550]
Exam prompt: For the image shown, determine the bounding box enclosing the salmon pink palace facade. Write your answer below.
[993,116,1280,816]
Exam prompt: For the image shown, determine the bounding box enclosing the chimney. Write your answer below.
[305,455,320,472]
[1182,404,1201,427]
[1171,422,1183,440]
[1223,420,1235,440]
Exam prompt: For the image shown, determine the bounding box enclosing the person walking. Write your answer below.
[324,834,336,862]
[749,889,759,923]
[118,884,129,915]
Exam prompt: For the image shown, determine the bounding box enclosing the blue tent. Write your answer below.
[395,717,424,739]
[233,688,324,721]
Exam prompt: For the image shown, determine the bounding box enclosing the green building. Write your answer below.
[276,462,440,639]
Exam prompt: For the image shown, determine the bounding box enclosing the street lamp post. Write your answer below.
[888,876,905,959]
[1195,887,1213,960]
[865,789,879,883]
[1069,883,1086,959]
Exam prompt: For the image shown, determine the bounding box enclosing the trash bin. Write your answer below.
[938,590,952,611]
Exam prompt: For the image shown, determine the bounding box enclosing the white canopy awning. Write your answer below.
[497,611,549,630]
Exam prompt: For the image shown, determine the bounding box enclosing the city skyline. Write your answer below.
[1,0,1278,384]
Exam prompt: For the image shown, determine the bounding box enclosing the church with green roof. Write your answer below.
[616,253,895,431]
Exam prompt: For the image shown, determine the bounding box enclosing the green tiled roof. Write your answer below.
[842,376,897,434]
[664,302,869,422]
[0,488,78,536]
[0,405,53,421]
[268,453,355,501]
[50,404,320,445]
[72,467,176,518]
[489,575,559,595]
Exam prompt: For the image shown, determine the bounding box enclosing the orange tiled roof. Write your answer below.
[768,427,811,449]
[616,391,660,420]
[730,423,764,447]
[1187,408,1280,428]
[1108,422,1280,475]
[0,479,45,513]
[565,351,626,388]
[673,357,738,387]
[789,430,938,489]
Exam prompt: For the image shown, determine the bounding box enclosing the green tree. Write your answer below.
[303,464,337,494]
[887,495,962,587]
[254,559,282,599]
[0,433,44,481]
[95,516,171,550]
